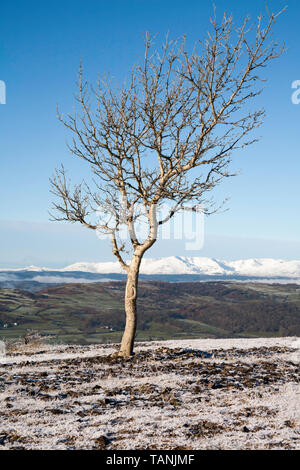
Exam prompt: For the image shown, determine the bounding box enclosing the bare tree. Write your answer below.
[50,8,284,356]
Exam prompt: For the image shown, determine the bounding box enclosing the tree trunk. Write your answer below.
[118,253,142,356]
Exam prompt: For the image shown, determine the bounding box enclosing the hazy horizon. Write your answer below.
[1,219,300,269]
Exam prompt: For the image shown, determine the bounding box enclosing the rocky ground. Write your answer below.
[0,337,299,450]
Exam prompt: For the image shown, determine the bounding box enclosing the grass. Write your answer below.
[1,281,300,345]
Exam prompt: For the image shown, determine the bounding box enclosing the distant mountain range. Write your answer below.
[62,257,300,278]
[1,257,300,290]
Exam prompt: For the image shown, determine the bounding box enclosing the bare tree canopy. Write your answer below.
[50,8,284,356]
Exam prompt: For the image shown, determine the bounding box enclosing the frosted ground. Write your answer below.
[0,337,299,450]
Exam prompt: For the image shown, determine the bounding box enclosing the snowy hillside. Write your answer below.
[63,257,300,279]
[0,337,299,450]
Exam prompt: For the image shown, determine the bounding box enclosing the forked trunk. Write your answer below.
[118,253,142,356]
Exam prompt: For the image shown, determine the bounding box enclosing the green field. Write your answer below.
[1,281,300,345]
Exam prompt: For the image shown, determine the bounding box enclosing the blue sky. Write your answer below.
[0,0,299,267]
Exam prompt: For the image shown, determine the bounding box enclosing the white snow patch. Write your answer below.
[0,337,299,450]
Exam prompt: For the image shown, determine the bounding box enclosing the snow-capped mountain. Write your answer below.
[0,265,47,272]
[62,256,300,279]
[1,257,300,287]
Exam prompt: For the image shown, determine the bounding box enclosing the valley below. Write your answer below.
[0,281,300,345]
